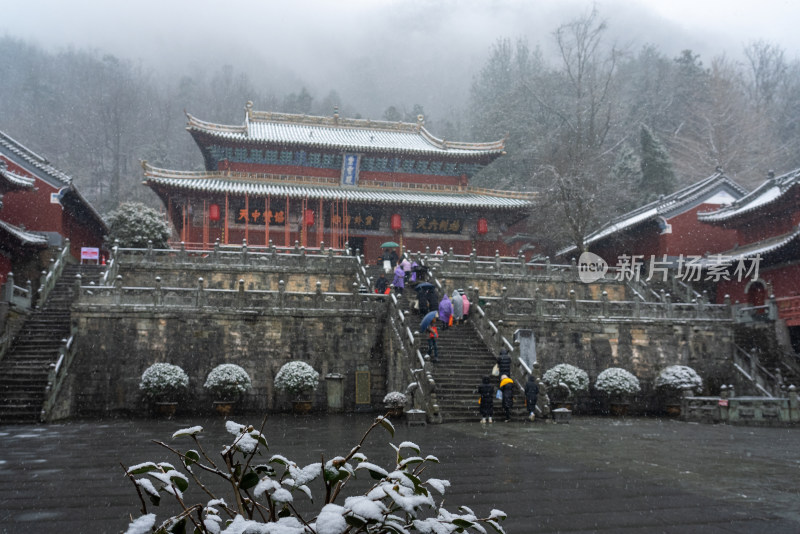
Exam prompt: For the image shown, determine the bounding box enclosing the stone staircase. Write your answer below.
[0,263,103,424]
[432,323,527,422]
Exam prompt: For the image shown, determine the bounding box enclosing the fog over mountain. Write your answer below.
[4,0,799,120]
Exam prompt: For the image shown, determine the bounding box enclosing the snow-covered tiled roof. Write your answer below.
[0,130,72,187]
[143,164,533,210]
[698,167,800,223]
[0,161,36,190]
[186,104,505,159]
[0,219,49,247]
[698,225,800,265]
[557,172,746,257]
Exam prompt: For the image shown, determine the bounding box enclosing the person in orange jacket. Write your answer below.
[427,321,439,363]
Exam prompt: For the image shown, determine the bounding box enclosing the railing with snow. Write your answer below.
[76,275,384,313]
[1,272,33,309]
[473,286,732,323]
[731,344,780,397]
[37,239,71,307]
[40,323,78,422]
[682,385,799,425]
[102,240,355,284]
[385,293,442,424]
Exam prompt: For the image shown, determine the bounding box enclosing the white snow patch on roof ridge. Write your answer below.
[0,220,49,246]
[708,226,800,263]
[700,185,782,221]
[0,130,72,185]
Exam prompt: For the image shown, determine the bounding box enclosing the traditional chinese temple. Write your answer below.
[556,170,746,263]
[698,168,800,322]
[143,103,534,261]
[0,130,106,286]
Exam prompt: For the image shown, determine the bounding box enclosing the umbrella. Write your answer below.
[413,282,434,292]
[380,241,400,248]
[420,311,437,331]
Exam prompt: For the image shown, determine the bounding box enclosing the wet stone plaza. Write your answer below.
[0,414,798,533]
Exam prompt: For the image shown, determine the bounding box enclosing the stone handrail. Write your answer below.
[105,240,353,274]
[100,245,120,285]
[682,385,798,425]
[40,325,77,422]
[37,239,71,307]
[732,344,778,397]
[1,272,33,309]
[75,276,383,313]
[477,289,732,323]
[386,293,442,424]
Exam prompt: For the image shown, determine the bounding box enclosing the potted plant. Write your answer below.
[274,361,320,414]
[382,391,407,418]
[542,363,589,410]
[595,367,640,416]
[204,364,252,416]
[139,362,189,417]
[655,365,703,416]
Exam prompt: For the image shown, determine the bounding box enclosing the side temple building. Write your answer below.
[143,103,534,261]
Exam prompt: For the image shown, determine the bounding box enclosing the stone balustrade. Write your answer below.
[682,385,799,426]
[75,276,383,314]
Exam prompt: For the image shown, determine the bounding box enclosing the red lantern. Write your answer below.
[304,209,315,226]
[209,203,220,221]
[390,213,402,231]
[477,218,488,235]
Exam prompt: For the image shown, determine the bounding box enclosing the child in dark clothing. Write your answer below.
[478,375,494,423]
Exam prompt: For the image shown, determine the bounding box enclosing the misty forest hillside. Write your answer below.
[2,9,799,250]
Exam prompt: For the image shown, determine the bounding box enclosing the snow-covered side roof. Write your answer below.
[186,103,505,159]
[0,219,49,247]
[697,225,800,265]
[0,161,36,190]
[0,130,72,188]
[698,167,800,223]
[142,163,533,210]
[556,172,747,257]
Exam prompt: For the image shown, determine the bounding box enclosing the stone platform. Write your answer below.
[0,414,797,533]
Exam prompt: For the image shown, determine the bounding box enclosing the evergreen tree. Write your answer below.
[639,124,676,199]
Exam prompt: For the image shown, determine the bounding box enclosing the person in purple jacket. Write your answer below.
[438,293,453,329]
[393,264,405,295]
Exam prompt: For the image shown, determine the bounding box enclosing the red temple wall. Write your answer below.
[661,204,740,256]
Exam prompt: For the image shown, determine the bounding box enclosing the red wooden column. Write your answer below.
[317,197,323,248]
[224,193,229,245]
[244,195,249,245]
[202,199,209,249]
[285,196,290,247]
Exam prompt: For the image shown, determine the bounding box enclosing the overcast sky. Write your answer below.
[3,0,799,120]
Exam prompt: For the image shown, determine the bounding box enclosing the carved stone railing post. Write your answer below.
[351,282,359,307]
[236,279,245,309]
[114,275,123,306]
[294,241,301,255]
[278,280,286,308]
[495,250,501,272]
[724,294,731,319]
[518,252,526,276]
[179,242,187,263]
[269,239,276,256]
[664,292,672,318]
[196,277,205,307]
[314,281,323,308]
[601,290,608,317]
[788,385,798,423]
[145,240,153,261]
[300,246,307,268]
[500,286,508,316]
[154,276,163,307]
[570,257,578,280]
[73,274,81,304]
[241,240,248,265]
[568,289,577,317]
[319,241,326,254]
[534,286,542,316]
[545,255,551,272]
[2,272,15,303]
[634,298,640,318]
[212,238,220,261]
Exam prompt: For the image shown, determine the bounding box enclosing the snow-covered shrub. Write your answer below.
[139,363,189,401]
[655,365,703,391]
[542,363,589,397]
[123,417,507,534]
[383,391,407,408]
[105,202,171,248]
[204,364,251,400]
[595,367,641,397]
[274,361,320,398]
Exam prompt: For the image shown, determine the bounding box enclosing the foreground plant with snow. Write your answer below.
[123,416,506,534]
